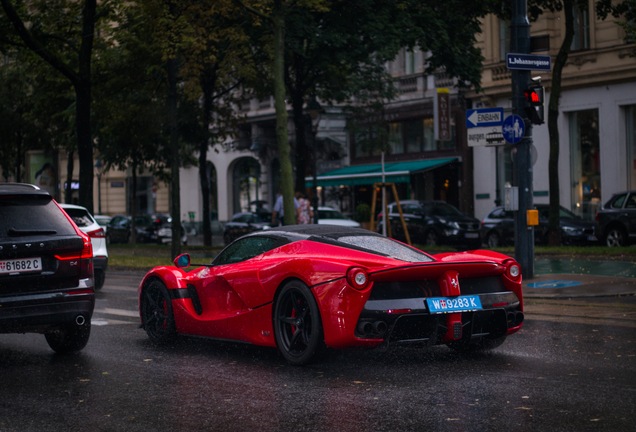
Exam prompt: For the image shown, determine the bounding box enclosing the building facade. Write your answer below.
[469,3,636,221]
[12,2,634,233]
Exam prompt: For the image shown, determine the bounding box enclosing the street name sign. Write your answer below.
[506,53,551,71]
[466,108,504,128]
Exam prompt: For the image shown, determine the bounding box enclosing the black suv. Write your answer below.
[377,200,481,248]
[481,205,597,247]
[0,183,95,353]
[596,191,636,247]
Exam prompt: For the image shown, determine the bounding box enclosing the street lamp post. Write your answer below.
[306,97,323,224]
[307,96,323,224]
[94,159,103,214]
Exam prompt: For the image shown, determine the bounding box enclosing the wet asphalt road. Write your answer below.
[0,270,634,432]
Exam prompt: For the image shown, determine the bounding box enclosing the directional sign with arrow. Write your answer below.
[466,108,504,128]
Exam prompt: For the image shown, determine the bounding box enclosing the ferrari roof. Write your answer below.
[260,224,379,240]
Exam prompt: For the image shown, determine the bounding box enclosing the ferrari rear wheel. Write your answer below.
[273,280,323,366]
[141,279,176,344]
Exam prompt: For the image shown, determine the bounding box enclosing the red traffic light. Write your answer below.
[524,84,545,125]
[524,85,544,106]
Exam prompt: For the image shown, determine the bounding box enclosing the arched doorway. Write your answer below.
[232,157,261,214]
[206,161,219,230]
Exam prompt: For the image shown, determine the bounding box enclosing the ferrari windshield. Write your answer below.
[336,235,433,262]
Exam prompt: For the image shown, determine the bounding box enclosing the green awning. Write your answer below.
[305,157,458,188]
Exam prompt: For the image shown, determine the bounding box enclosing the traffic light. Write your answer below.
[524,84,545,125]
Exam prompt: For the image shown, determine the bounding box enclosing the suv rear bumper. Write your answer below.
[0,286,94,333]
[93,255,108,271]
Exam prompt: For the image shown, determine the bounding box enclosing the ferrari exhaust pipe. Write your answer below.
[373,321,387,336]
[507,312,524,327]
[75,315,86,326]
[357,321,374,336]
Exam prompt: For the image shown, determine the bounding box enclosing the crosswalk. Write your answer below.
[92,306,139,326]
[91,270,145,325]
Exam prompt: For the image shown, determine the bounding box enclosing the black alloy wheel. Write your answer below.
[141,279,176,344]
[273,280,323,365]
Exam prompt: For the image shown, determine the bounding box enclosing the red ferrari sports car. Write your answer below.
[138,225,524,365]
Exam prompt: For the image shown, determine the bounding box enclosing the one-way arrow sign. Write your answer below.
[466,107,504,128]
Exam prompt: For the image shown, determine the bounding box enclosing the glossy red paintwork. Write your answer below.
[138,239,524,349]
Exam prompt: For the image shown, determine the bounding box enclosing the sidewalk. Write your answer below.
[523,272,636,299]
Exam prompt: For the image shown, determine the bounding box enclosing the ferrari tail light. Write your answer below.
[506,262,521,280]
[346,267,370,290]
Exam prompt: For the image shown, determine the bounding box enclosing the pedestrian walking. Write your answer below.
[296,192,313,224]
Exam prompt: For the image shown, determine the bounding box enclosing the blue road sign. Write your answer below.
[466,108,504,128]
[506,53,551,71]
[502,114,525,144]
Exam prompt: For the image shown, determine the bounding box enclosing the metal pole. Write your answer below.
[511,0,535,278]
[97,173,102,214]
[313,129,319,224]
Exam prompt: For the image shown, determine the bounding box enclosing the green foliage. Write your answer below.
[354,203,371,223]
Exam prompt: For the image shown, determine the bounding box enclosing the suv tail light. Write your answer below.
[54,233,94,281]
[86,227,106,238]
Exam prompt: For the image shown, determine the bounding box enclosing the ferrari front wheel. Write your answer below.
[141,279,176,344]
[273,280,324,366]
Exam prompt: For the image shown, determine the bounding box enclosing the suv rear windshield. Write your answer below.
[62,207,94,228]
[0,196,77,238]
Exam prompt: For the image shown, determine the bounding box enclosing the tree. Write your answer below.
[236,0,330,225]
[1,0,102,212]
[284,0,499,194]
[178,0,257,246]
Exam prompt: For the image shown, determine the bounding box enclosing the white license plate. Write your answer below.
[0,257,43,275]
[465,232,479,238]
[426,295,482,314]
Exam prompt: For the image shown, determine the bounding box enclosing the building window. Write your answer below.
[354,124,386,158]
[388,122,404,154]
[386,118,438,155]
[499,19,510,61]
[571,2,590,51]
[404,49,416,75]
[569,109,600,220]
[627,105,636,189]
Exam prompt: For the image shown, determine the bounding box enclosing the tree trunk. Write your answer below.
[272,2,295,225]
[199,69,214,247]
[167,57,181,259]
[547,0,575,246]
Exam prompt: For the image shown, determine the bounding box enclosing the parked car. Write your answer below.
[107,213,185,244]
[138,225,524,365]
[481,205,597,247]
[480,206,515,248]
[155,219,188,245]
[94,214,112,234]
[223,211,273,244]
[377,200,481,248]
[60,204,109,290]
[0,183,94,353]
[596,190,636,246]
[317,206,361,227]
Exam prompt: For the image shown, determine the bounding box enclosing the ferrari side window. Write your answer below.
[214,236,282,266]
